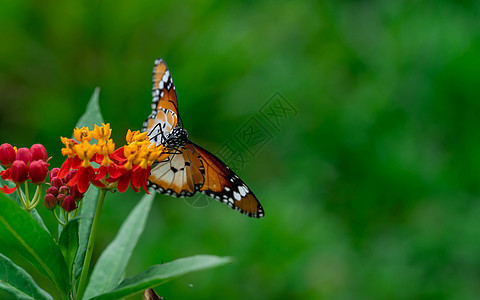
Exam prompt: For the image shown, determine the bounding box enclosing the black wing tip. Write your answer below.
[242,205,265,219]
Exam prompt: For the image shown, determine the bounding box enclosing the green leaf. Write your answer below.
[0,193,69,296]
[91,255,232,300]
[59,218,80,277]
[0,252,53,300]
[31,208,50,235]
[83,193,154,299]
[73,187,99,283]
[0,169,49,234]
[75,87,104,131]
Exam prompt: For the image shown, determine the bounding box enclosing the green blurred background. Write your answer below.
[1,0,480,299]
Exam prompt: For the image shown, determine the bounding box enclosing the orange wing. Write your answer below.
[143,59,178,142]
[151,58,178,115]
[148,143,205,197]
[193,143,264,218]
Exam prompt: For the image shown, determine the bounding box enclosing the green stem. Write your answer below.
[29,185,42,209]
[24,182,30,207]
[16,186,27,209]
[53,209,66,226]
[75,189,107,300]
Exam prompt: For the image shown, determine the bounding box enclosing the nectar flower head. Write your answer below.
[92,123,112,141]
[59,124,165,193]
[74,126,93,143]
[60,137,78,158]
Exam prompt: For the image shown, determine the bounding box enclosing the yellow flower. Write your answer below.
[74,126,93,142]
[61,137,78,158]
[92,123,112,141]
[74,141,96,168]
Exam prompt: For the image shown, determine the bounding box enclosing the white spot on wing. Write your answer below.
[239,186,246,197]
[233,191,241,201]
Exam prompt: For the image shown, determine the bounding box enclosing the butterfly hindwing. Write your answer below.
[193,143,265,218]
[148,142,205,197]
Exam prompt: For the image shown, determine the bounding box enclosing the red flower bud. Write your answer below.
[30,144,47,161]
[0,143,16,167]
[51,177,63,188]
[11,160,28,183]
[70,185,84,200]
[64,169,77,185]
[61,195,76,212]
[44,193,57,210]
[57,193,66,202]
[16,148,33,164]
[58,185,69,195]
[29,160,49,184]
[50,168,60,181]
[47,186,58,197]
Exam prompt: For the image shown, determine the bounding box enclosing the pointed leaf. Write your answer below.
[91,255,232,300]
[59,218,80,276]
[0,194,69,295]
[75,87,104,131]
[83,193,154,299]
[0,253,53,300]
[73,187,99,282]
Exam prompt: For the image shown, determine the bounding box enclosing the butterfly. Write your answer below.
[142,58,264,218]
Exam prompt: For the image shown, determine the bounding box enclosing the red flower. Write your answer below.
[61,195,76,212]
[31,144,47,161]
[66,166,96,193]
[50,167,60,181]
[0,143,16,167]
[11,160,28,183]
[29,160,49,184]
[44,193,57,209]
[16,148,33,165]
[47,186,58,197]
[0,184,16,194]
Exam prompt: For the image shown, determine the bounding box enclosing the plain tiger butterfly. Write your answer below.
[142,58,264,218]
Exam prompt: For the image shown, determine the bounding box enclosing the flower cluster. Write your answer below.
[58,124,166,194]
[0,143,50,194]
[44,168,85,213]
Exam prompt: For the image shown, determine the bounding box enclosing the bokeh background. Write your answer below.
[1,0,480,299]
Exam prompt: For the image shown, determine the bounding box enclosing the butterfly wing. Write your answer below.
[193,143,265,218]
[143,58,179,145]
[148,142,205,197]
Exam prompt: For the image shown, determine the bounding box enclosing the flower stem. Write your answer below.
[24,182,30,207]
[53,209,67,226]
[16,186,27,209]
[29,185,42,210]
[76,189,107,300]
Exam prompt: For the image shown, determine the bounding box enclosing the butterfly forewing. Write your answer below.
[143,59,179,140]
[194,143,264,218]
[148,143,204,197]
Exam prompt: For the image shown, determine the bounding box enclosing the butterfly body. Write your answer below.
[144,58,264,218]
